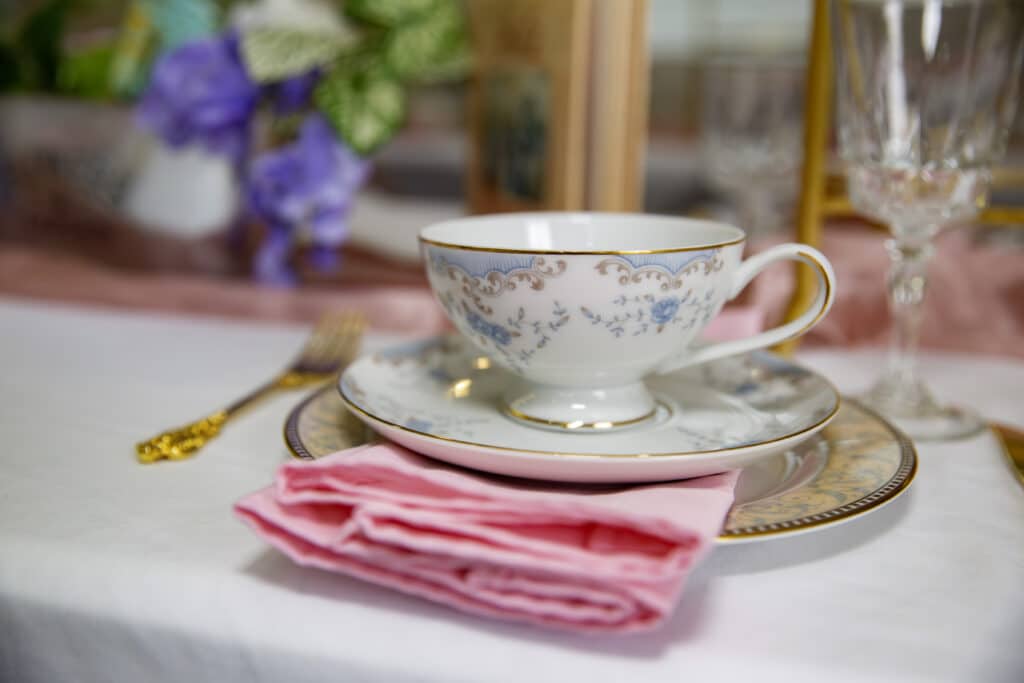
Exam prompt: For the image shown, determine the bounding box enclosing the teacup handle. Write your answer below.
[655,243,836,375]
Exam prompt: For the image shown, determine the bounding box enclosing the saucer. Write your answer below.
[335,337,839,483]
[284,389,916,543]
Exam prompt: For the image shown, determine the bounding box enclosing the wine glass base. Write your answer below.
[859,377,985,442]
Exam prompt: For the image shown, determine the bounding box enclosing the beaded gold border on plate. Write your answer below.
[283,391,917,541]
[719,399,916,541]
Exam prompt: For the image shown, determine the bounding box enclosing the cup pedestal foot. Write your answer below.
[503,382,657,433]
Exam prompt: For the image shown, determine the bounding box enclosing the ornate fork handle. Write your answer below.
[136,372,318,464]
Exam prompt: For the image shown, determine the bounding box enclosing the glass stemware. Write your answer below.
[700,50,806,240]
[833,0,1024,440]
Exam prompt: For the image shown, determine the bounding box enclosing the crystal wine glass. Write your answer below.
[833,0,1024,440]
[700,50,806,239]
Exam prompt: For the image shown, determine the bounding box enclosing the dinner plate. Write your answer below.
[284,387,917,543]
[334,338,839,483]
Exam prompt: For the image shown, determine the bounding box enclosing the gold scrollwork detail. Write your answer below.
[595,253,724,291]
[434,256,567,313]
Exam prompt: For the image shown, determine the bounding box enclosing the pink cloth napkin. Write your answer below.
[236,444,739,633]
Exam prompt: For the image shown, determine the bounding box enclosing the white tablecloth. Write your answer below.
[1,298,1022,683]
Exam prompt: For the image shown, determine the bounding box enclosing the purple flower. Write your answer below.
[271,69,321,114]
[247,114,371,284]
[253,228,296,286]
[137,33,258,164]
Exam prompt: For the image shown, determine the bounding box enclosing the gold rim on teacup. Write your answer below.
[419,211,747,255]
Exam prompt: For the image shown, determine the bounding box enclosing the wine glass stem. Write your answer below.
[884,235,934,388]
[737,190,778,239]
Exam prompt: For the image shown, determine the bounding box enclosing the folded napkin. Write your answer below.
[236,444,738,633]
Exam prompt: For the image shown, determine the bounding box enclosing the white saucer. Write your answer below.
[337,337,839,483]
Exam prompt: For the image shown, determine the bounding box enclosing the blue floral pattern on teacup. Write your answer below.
[581,291,717,338]
[434,286,572,372]
[567,250,724,339]
[650,297,680,324]
[426,243,730,369]
[466,310,513,346]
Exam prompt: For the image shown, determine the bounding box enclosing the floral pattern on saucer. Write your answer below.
[337,337,838,456]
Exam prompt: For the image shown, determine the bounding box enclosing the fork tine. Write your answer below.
[295,310,366,372]
[303,312,358,351]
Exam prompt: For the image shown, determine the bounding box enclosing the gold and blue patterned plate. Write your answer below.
[284,387,917,543]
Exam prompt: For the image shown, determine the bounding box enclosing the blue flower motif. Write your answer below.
[466,310,490,336]
[489,324,512,345]
[651,297,680,325]
[466,311,512,346]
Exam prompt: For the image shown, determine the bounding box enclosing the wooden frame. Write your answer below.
[465,0,592,213]
[465,0,648,214]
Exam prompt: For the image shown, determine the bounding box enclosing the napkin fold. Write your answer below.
[236,444,738,633]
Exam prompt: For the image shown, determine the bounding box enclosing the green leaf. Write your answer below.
[0,43,20,92]
[14,0,70,91]
[241,28,353,83]
[57,44,116,99]
[385,0,467,81]
[315,63,405,154]
[344,0,437,27]
[414,34,471,83]
[109,1,158,98]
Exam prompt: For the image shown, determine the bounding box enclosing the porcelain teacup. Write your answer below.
[420,212,835,431]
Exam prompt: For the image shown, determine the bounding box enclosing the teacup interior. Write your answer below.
[420,213,745,252]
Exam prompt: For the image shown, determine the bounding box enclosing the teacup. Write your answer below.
[420,212,835,431]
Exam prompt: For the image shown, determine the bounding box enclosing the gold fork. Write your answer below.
[992,422,1024,490]
[136,311,366,464]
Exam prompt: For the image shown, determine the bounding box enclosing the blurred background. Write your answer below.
[1,0,1022,351]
